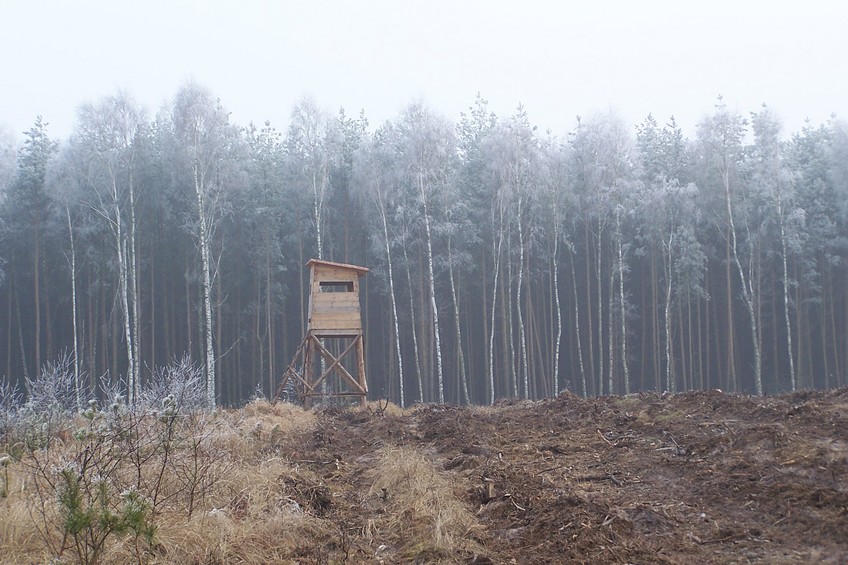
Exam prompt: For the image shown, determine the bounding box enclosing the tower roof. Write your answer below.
[306,259,369,276]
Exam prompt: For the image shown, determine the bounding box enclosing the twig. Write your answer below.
[508,496,526,511]
[575,474,622,487]
[537,463,568,475]
[597,429,614,446]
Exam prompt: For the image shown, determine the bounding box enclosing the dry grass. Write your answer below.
[2,402,481,564]
[352,399,406,418]
[0,403,332,565]
[0,471,52,564]
[365,445,479,560]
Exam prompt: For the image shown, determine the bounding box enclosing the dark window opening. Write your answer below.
[319,281,354,293]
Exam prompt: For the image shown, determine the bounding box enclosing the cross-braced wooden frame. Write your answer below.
[277,331,368,407]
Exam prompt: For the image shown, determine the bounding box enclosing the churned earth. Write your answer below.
[268,388,848,563]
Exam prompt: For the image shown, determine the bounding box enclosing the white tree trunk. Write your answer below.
[506,228,518,397]
[663,229,675,393]
[195,162,217,408]
[778,194,796,391]
[111,173,135,404]
[595,221,604,395]
[447,236,470,404]
[569,249,588,397]
[516,196,529,399]
[607,266,615,396]
[402,245,424,403]
[488,208,503,405]
[66,204,81,410]
[419,172,444,403]
[616,208,630,394]
[128,168,140,401]
[551,234,562,396]
[378,200,405,407]
[724,169,762,394]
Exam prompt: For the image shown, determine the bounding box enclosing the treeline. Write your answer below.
[1,85,847,407]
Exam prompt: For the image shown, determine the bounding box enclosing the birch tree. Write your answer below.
[637,116,706,393]
[539,133,573,396]
[786,121,842,387]
[395,103,455,404]
[750,106,804,391]
[287,97,339,261]
[570,113,633,394]
[75,92,146,401]
[485,107,539,398]
[356,124,407,406]
[45,143,95,408]
[172,83,238,408]
[698,99,763,394]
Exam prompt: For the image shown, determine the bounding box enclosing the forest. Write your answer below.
[1,85,847,407]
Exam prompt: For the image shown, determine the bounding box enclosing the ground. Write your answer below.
[3,388,848,564]
[276,388,848,564]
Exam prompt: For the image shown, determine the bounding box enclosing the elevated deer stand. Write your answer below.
[277,260,369,407]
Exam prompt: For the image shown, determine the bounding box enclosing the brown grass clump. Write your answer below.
[365,446,479,560]
[204,399,319,465]
[351,399,406,418]
[238,399,317,441]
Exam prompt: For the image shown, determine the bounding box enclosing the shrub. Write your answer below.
[24,353,80,417]
[138,355,206,413]
[0,377,21,453]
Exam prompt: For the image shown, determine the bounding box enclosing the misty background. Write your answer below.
[1,1,848,407]
[3,1,846,141]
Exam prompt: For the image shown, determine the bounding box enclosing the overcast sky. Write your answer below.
[2,0,846,143]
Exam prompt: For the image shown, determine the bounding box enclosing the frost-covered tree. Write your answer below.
[698,98,764,394]
[172,82,240,408]
[457,94,499,403]
[749,106,805,391]
[74,91,147,402]
[570,112,635,395]
[5,117,58,379]
[355,123,408,406]
[539,133,575,396]
[637,115,706,393]
[483,107,541,399]
[242,120,286,395]
[287,97,340,261]
[394,102,456,404]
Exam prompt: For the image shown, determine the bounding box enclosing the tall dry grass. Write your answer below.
[365,445,479,560]
[0,400,332,565]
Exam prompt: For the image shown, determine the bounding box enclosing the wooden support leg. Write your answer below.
[356,334,367,405]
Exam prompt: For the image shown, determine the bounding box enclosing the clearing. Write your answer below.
[2,388,847,564]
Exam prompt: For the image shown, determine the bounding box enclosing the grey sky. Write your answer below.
[2,0,846,142]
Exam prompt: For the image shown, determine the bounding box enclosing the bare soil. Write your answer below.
[276,388,848,564]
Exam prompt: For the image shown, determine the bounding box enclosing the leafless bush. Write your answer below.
[139,355,206,413]
[24,353,80,418]
[98,373,127,411]
[0,377,22,450]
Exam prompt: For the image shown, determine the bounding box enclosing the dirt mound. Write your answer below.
[271,389,848,563]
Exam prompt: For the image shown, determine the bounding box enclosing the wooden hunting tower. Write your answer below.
[277,259,369,406]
